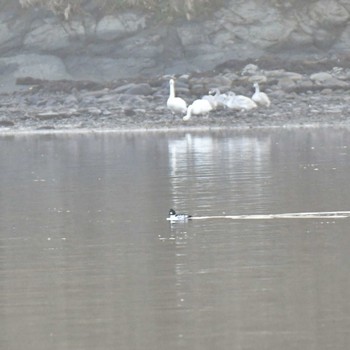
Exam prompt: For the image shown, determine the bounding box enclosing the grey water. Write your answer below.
[1,128,350,350]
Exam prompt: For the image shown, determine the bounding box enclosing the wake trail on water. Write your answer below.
[187,211,350,220]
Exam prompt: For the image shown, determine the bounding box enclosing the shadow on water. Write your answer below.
[1,128,350,350]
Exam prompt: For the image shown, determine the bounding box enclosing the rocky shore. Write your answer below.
[1,60,350,133]
[3,0,350,89]
[2,1,350,134]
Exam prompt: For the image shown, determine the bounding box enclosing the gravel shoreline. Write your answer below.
[1,63,350,134]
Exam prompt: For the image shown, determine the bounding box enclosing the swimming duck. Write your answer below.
[168,209,192,221]
[167,79,187,114]
[252,82,271,107]
[224,93,257,111]
[183,99,212,121]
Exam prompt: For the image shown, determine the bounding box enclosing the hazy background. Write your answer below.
[0,0,350,91]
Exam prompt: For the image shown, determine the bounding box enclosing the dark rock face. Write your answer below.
[1,0,350,91]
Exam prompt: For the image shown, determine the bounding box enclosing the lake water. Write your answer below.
[1,128,350,350]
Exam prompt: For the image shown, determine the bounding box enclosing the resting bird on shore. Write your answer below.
[209,88,228,108]
[224,92,257,111]
[201,88,223,110]
[167,79,187,114]
[252,82,271,107]
[183,99,213,121]
[201,94,218,110]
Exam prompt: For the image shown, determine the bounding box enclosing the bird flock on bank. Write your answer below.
[167,78,271,121]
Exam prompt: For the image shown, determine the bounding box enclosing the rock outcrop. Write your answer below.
[0,0,350,91]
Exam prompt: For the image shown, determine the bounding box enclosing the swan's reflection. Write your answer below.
[168,132,272,215]
[166,132,274,318]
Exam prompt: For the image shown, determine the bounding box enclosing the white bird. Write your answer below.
[252,82,271,107]
[167,79,187,114]
[209,88,228,108]
[224,92,257,111]
[183,99,213,121]
[201,93,218,110]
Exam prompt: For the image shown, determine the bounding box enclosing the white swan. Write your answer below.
[167,79,187,114]
[183,99,213,121]
[209,88,228,108]
[224,92,257,111]
[252,82,271,107]
[201,93,218,110]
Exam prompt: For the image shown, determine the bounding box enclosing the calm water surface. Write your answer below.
[1,128,350,350]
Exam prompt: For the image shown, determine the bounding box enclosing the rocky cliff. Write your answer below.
[1,0,350,91]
